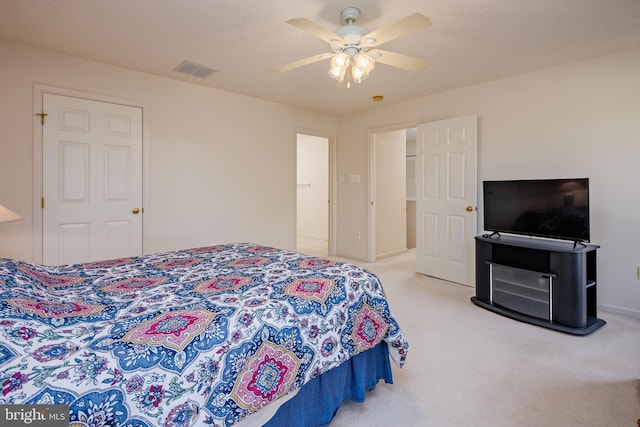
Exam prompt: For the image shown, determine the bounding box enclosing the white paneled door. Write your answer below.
[416,115,477,286]
[42,94,143,265]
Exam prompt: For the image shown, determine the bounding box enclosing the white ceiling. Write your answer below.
[2,0,640,115]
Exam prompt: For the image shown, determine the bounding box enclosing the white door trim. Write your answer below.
[368,121,420,262]
[294,128,337,256]
[32,84,147,263]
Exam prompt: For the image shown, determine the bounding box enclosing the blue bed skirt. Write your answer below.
[264,342,394,427]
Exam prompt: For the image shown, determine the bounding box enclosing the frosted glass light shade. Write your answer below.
[354,53,375,73]
[329,53,350,81]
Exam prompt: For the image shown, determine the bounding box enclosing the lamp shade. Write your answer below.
[0,204,22,223]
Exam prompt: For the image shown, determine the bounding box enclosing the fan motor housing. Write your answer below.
[335,25,369,40]
[341,7,360,23]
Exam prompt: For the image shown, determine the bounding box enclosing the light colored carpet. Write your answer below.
[306,249,640,427]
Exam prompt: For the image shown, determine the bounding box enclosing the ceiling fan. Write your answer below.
[272,7,431,88]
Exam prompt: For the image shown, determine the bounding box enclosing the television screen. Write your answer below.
[483,178,590,242]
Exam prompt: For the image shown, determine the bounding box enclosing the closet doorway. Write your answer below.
[296,132,335,257]
[34,86,144,265]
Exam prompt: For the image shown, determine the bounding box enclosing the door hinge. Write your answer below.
[41,197,45,209]
[36,112,48,125]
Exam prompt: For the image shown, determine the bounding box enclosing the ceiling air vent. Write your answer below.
[173,60,217,78]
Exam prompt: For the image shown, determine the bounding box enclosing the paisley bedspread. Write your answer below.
[0,243,408,426]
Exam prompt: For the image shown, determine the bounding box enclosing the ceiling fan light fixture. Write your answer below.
[354,52,375,73]
[329,53,350,81]
[277,8,431,88]
[351,68,363,83]
[328,65,347,81]
[351,65,366,83]
[331,53,350,68]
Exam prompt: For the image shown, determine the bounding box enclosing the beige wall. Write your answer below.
[406,136,417,249]
[1,38,638,318]
[336,48,640,318]
[0,40,337,261]
[406,201,416,249]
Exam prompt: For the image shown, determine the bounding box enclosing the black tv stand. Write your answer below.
[472,234,605,335]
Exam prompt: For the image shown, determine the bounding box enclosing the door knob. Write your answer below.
[132,207,140,214]
[466,205,474,212]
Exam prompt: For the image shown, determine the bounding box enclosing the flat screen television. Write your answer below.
[483,178,590,242]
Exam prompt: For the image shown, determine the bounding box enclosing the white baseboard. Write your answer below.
[598,303,640,319]
[297,233,328,241]
[376,248,408,260]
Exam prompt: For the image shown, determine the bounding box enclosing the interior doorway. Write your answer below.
[296,133,333,257]
[368,115,477,285]
[368,126,417,262]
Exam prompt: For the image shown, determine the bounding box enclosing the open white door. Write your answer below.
[416,115,477,286]
[42,93,143,265]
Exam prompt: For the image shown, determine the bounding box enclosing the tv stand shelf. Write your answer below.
[471,234,605,335]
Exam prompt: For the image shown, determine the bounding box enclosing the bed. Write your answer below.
[0,243,408,426]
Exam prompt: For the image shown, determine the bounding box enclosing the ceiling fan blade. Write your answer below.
[370,49,429,72]
[271,52,334,74]
[287,18,344,44]
[365,13,431,47]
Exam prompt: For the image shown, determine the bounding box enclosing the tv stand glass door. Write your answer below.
[489,262,556,322]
